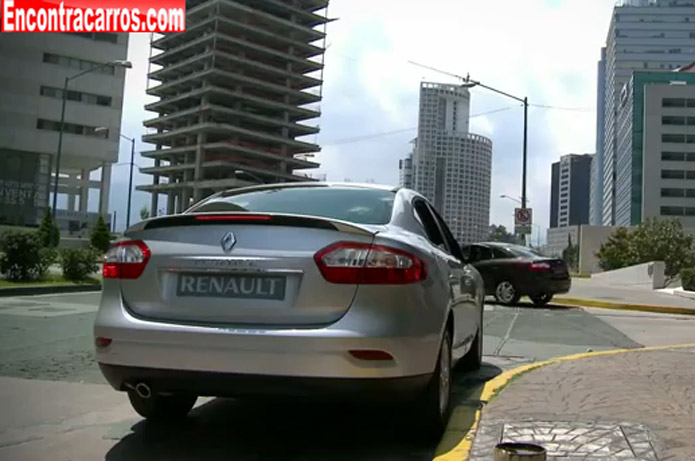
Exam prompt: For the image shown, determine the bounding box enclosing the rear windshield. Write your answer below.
[503,245,543,259]
[189,186,396,225]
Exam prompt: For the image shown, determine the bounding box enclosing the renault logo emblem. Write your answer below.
[220,232,237,253]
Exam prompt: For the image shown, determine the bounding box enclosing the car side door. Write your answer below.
[426,205,480,354]
[469,245,496,294]
[411,199,460,343]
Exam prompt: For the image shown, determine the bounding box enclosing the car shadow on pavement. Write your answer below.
[104,365,502,461]
[105,397,435,461]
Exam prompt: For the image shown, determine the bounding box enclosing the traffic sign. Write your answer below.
[514,207,532,235]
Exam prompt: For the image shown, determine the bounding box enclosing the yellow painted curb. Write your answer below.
[432,343,695,461]
[554,296,695,316]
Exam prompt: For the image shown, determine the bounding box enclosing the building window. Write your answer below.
[65,32,119,43]
[663,116,695,126]
[662,151,686,161]
[661,134,695,144]
[662,169,686,179]
[663,98,695,108]
[36,118,108,138]
[661,206,684,216]
[42,53,115,75]
[687,189,695,198]
[661,188,685,198]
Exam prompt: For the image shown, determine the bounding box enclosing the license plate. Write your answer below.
[176,274,286,300]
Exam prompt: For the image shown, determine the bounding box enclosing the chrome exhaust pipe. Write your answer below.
[134,382,152,399]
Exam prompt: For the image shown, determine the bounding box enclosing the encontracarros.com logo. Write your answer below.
[1,0,185,32]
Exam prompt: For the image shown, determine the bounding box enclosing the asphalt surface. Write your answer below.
[0,293,693,460]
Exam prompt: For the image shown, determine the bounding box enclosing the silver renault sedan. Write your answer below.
[94,183,484,437]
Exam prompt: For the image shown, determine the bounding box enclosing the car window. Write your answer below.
[188,186,396,225]
[427,203,465,261]
[470,245,493,262]
[492,248,512,259]
[413,199,446,247]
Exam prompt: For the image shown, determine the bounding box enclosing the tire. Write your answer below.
[127,389,197,421]
[494,280,520,306]
[417,329,453,441]
[530,293,553,306]
[459,307,483,371]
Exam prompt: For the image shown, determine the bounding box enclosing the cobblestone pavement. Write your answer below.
[471,347,695,460]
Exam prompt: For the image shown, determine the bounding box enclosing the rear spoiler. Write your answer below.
[125,213,381,237]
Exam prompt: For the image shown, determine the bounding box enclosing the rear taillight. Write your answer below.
[103,240,151,280]
[528,262,552,272]
[314,242,426,285]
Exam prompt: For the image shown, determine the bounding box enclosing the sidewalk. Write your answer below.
[469,346,695,460]
[556,278,695,313]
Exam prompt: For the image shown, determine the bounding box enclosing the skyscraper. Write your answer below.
[549,154,594,229]
[600,0,695,225]
[140,0,330,216]
[404,82,493,244]
[614,70,695,227]
[590,47,606,226]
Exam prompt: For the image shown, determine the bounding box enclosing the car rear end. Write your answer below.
[518,258,571,297]
[94,185,443,401]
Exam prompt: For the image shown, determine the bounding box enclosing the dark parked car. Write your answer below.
[461,242,571,306]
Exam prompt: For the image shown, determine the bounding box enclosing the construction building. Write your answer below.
[140,0,330,216]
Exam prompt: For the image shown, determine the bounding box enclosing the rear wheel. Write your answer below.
[416,329,452,441]
[530,293,553,306]
[494,280,520,306]
[127,389,197,421]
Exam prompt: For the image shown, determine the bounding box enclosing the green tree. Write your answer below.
[37,208,60,248]
[140,206,150,221]
[90,215,111,253]
[562,234,579,272]
[0,230,53,281]
[596,219,695,282]
[630,218,695,281]
[596,227,635,271]
[487,224,522,244]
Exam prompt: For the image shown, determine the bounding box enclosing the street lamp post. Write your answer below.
[460,78,529,209]
[51,60,132,219]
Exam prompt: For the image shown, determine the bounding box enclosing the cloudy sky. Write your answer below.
[111,0,616,241]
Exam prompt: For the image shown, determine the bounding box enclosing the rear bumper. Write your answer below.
[99,363,431,400]
[524,277,571,296]
[94,282,446,382]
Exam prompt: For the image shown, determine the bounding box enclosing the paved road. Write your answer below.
[0,293,692,460]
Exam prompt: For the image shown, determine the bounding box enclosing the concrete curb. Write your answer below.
[554,296,695,316]
[432,343,695,461]
[0,283,101,297]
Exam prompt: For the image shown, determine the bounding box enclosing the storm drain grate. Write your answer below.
[470,420,658,460]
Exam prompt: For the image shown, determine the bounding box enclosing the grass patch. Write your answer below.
[571,272,592,279]
[0,273,101,288]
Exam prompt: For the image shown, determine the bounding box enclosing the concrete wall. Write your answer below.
[592,261,666,289]
[578,225,633,274]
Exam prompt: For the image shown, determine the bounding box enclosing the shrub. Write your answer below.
[37,208,60,248]
[681,268,695,292]
[60,248,99,281]
[90,215,111,253]
[0,230,54,281]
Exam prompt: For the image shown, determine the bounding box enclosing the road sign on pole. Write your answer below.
[514,207,532,235]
